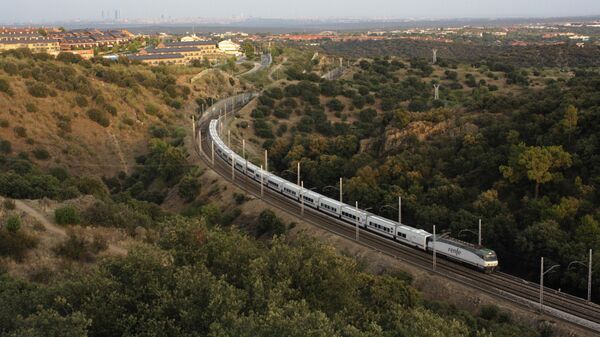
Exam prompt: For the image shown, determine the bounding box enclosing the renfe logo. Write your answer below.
[448,247,462,256]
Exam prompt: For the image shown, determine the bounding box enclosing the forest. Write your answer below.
[246,55,600,300]
[0,46,593,337]
[321,39,600,68]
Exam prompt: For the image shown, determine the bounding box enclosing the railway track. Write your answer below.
[194,98,600,333]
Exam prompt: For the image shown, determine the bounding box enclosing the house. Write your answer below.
[0,38,60,55]
[218,39,241,56]
[128,53,186,65]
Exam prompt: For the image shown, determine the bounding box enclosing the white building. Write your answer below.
[181,34,202,42]
[218,39,241,56]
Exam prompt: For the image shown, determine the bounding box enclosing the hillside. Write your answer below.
[234,53,600,302]
[0,49,195,177]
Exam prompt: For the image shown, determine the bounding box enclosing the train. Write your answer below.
[208,119,499,273]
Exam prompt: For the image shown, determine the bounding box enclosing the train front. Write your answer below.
[479,248,499,273]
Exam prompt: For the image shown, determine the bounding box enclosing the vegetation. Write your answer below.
[0,215,540,337]
[249,54,600,299]
[54,206,80,225]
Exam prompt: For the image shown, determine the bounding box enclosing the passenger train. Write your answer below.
[208,119,499,273]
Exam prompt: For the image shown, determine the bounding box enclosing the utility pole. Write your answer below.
[433,225,437,270]
[432,49,438,64]
[192,116,196,140]
[198,129,202,153]
[355,201,359,241]
[339,177,343,203]
[540,257,561,314]
[231,153,235,181]
[301,181,305,216]
[434,84,440,100]
[228,130,231,149]
[297,161,301,186]
[398,196,402,224]
[478,219,482,246]
[260,165,264,199]
[589,249,593,303]
[264,150,268,172]
[540,257,544,314]
[211,141,215,165]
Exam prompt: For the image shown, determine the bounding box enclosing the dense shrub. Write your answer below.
[86,108,110,127]
[54,233,107,262]
[27,82,50,98]
[256,210,286,237]
[5,215,21,233]
[0,228,37,261]
[83,201,152,231]
[74,95,88,108]
[32,148,50,160]
[0,78,11,95]
[178,174,200,202]
[0,139,11,154]
[13,126,27,138]
[54,206,80,225]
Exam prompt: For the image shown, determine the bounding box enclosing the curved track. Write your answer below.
[194,96,600,333]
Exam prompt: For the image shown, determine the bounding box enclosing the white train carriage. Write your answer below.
[245,162,260,181]
[396,225,430,250]
[427,237,498,272]
[365,215,396,239]
[282,181,301,200]
[266,174,285,193]
[300,190,321,209]
[233,154,246,173]
[318,197,343,217]
[341,205,367,228]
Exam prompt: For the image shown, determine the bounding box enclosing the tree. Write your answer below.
[55,206,80,225]
[5,215,21,233]
[242,43,255,59]
[561,105,578,143]
[500,144,572,199]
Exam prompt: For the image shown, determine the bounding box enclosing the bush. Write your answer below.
[14,126,27,137]
[178,175,200,202]
[0,78,12,95]
[86,108,110,127]
[0,139,11,154]
[256,210,286,237]
[75,95,88,108]
[0,228,37,261]
[5,215,21,233]
[3,198,16,210]
[27,82,50,98]
[479,304,499,321]
[54,206,80,225]
[54,233,107,262]
[0,119,8,128]
[25,103,38,112]
[32,148,50,160]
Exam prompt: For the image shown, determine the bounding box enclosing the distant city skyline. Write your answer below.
[3,0,600,24]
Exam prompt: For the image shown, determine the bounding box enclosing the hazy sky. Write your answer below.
[3,0,600,23]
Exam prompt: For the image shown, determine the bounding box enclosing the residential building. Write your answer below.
[0,38,60,55]
[128,53,186,65]
[218,39,241,56]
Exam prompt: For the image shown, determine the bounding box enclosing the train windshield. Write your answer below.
[483,251,497,261]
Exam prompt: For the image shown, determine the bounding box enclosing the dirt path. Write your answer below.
[14,200,128,256]
[108,131,129,175]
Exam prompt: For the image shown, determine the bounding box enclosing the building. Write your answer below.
[64,49,95,60]
[128,53,186,65]
[0,38,60,55]
[218,39,241,56]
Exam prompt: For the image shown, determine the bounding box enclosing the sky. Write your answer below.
[3,0,600,23]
